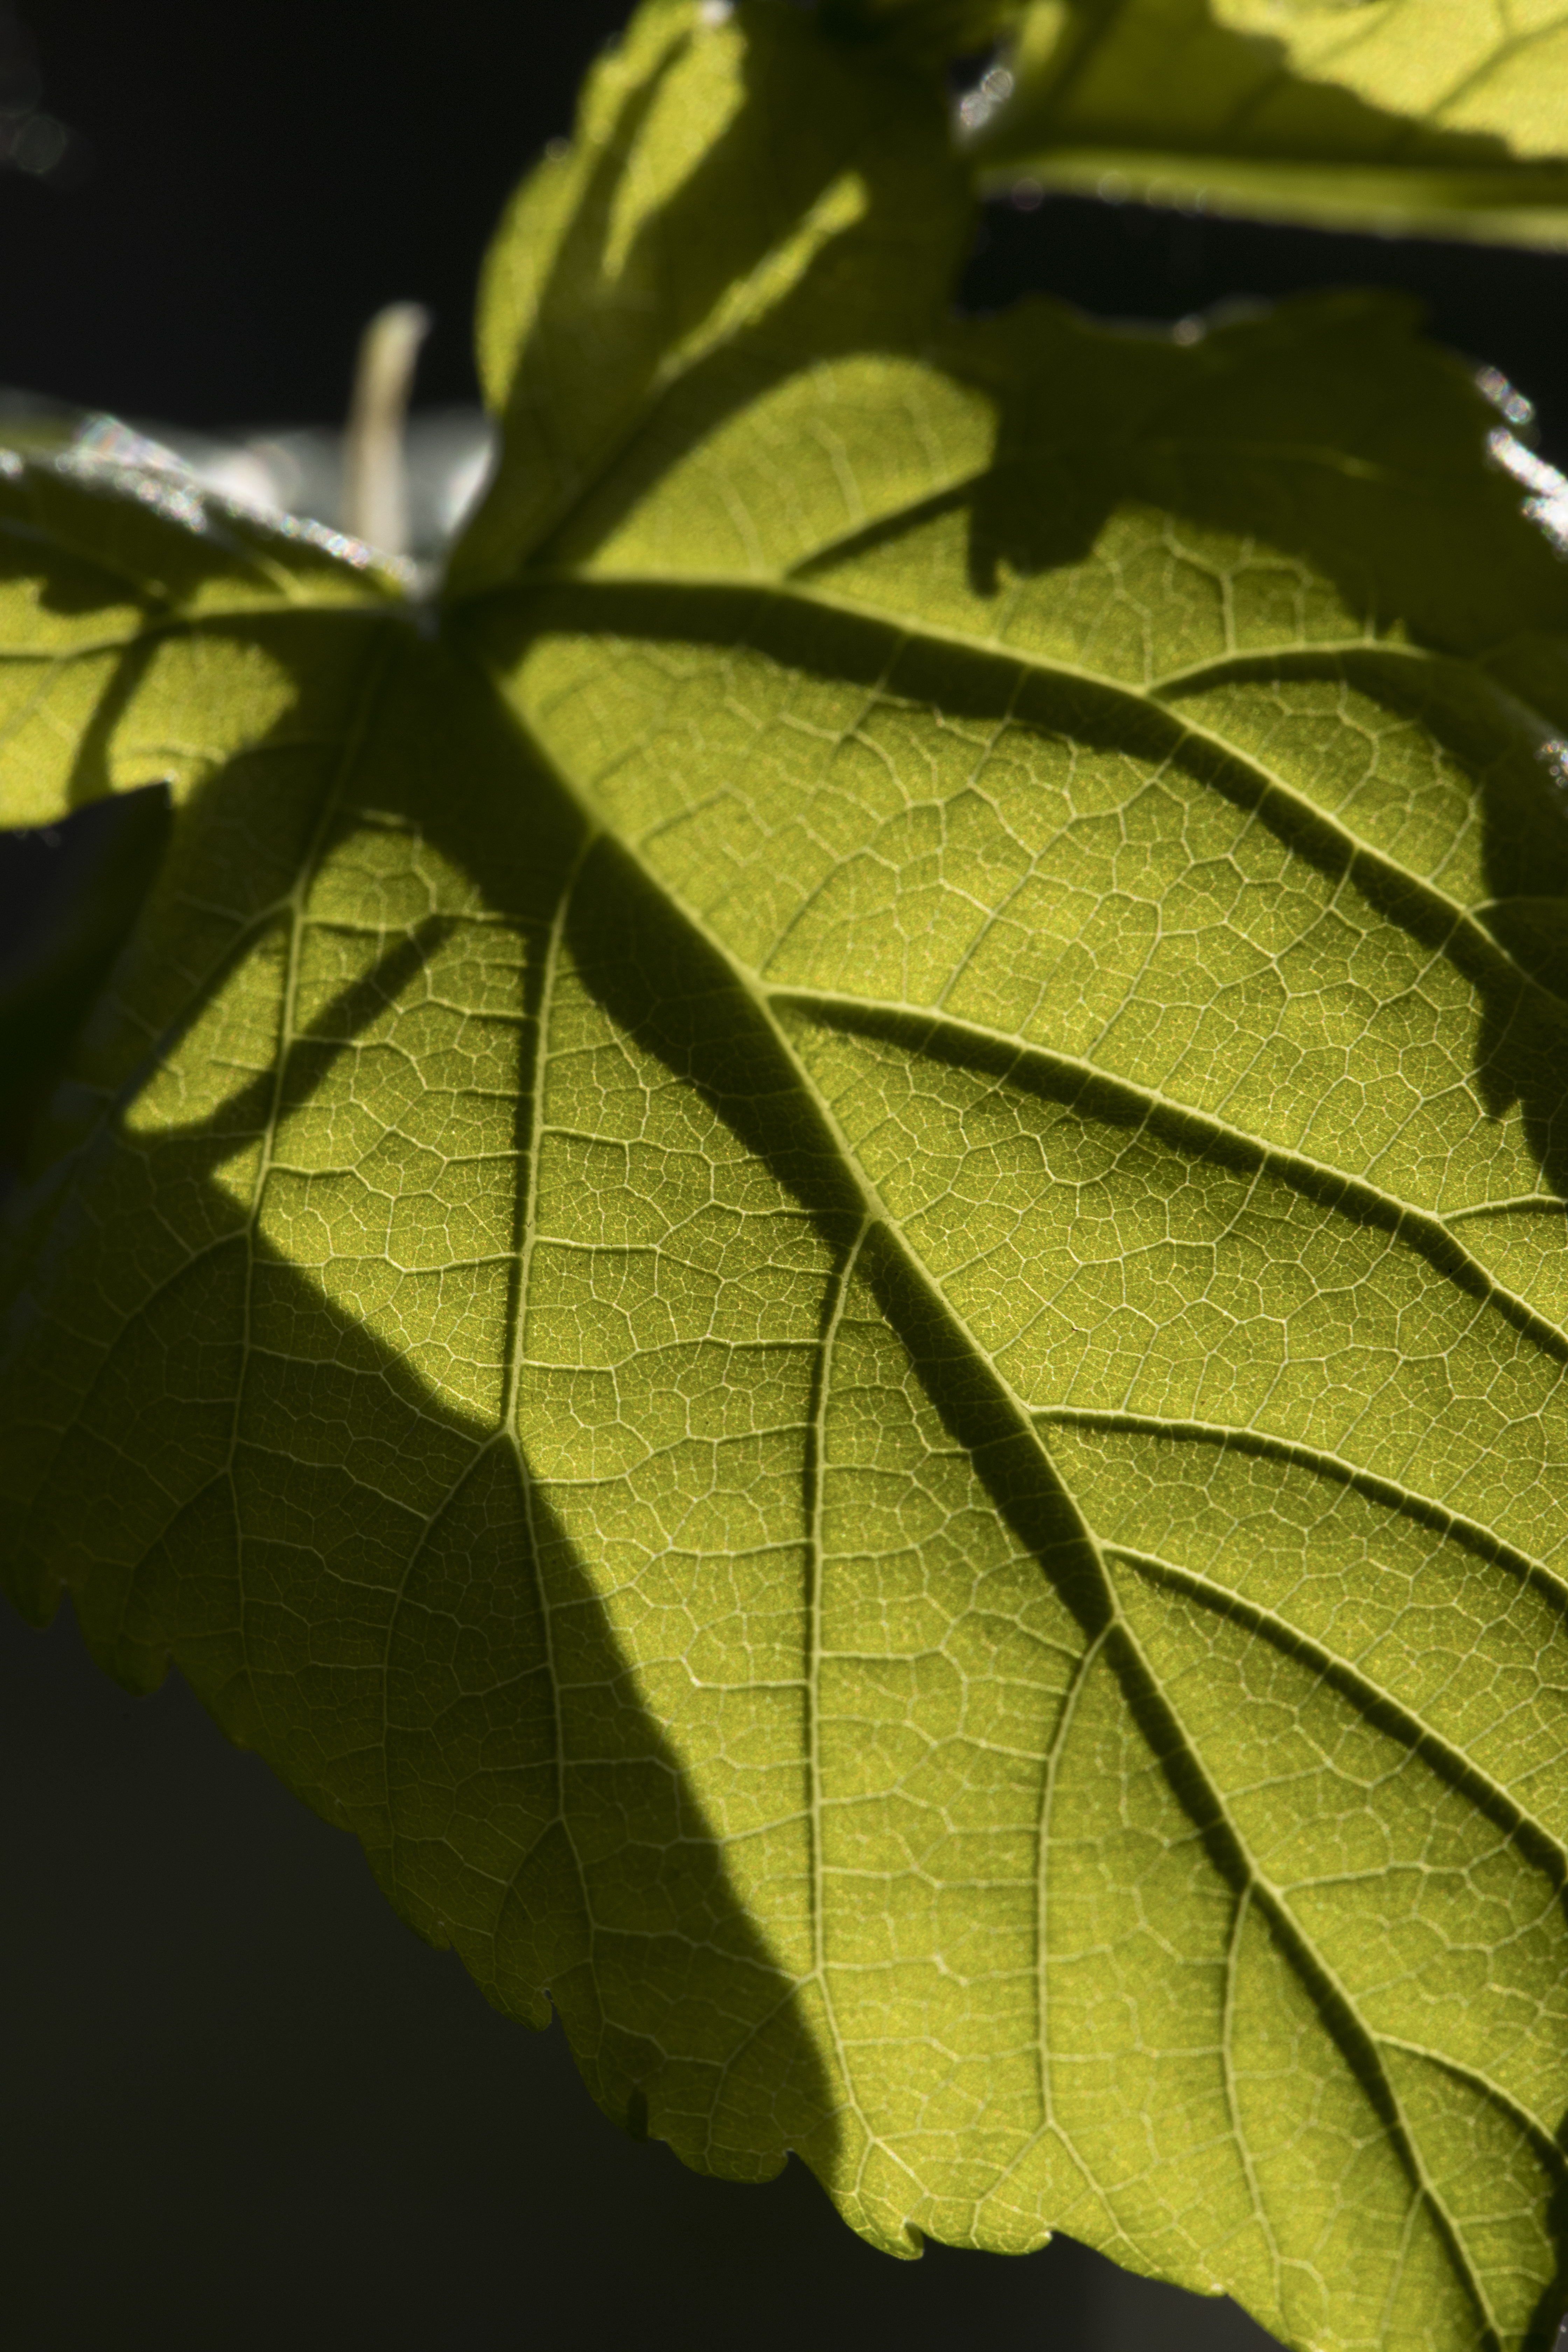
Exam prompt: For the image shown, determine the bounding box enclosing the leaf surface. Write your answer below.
[974,0,1568,245]
[5,9,1568,2348]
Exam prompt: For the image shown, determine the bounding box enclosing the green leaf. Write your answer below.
[0,423,404,1179]
[7,6,1568,2347]
[972,0,1568,246]
[456,0,968,592]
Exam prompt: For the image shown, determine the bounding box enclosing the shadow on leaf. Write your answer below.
[0,617,845,2194]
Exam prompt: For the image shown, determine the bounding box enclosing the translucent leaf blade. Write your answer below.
[456,275,1568,2343]
[5,7,1568,2347]
[974,0,1568,246]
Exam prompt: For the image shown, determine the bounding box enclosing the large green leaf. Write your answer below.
[7,6,1568,2346]
[971,0,1568,245]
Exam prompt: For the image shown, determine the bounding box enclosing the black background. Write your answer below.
[2,6,1566,2348]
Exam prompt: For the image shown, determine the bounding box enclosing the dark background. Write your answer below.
[2,6,1567,2348]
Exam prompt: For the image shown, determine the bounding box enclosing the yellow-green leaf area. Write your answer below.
[5,8,1568,2350]
[977,0,1568,243]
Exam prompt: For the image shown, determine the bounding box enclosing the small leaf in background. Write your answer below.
[971,0,1568,245]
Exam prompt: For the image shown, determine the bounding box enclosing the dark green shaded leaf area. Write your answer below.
[6,6,1568,2345]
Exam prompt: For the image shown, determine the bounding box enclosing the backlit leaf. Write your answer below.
[5,7,1568,2347]
[973,0,1568,245]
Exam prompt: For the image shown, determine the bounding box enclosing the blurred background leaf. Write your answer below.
[970,0,1568,244]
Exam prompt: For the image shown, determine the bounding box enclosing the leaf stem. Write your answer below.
[342,301,430,557]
